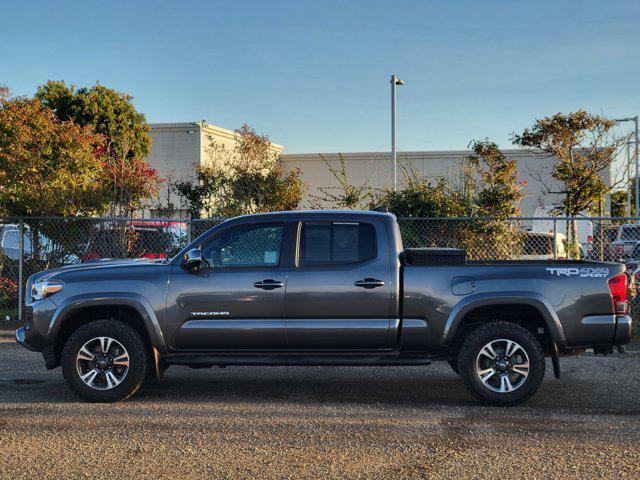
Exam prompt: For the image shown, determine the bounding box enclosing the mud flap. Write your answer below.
[150,348,167,383]
[551,341,561,379]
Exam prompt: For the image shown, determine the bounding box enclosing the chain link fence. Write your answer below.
[2,216,639,331]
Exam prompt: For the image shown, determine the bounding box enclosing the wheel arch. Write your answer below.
[50,293,166,368]
[443,292,565,347]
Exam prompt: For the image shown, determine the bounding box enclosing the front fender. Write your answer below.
[443,291,565,346]
[48,292,167,353]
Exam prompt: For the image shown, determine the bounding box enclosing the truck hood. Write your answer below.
[30,258,167,283]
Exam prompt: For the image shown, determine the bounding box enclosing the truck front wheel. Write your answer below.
[458,321,545,406]
[61,320,148,402]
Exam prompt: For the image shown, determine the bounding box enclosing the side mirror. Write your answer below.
[181,248,202,271]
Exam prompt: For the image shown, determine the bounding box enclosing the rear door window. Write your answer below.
[299,222,377,266]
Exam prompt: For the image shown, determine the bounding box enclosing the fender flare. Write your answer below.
[442,291,565,346]
[48,292,167,353]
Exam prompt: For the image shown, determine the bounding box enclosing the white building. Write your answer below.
[280,150,612,217]
[145,122,612,218]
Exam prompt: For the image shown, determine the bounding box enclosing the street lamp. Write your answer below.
[390,74,405,191]
[614,116,639,217]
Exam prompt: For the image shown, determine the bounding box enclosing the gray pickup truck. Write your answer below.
[16,210,633,405]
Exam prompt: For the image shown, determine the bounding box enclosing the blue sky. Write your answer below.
[1,0,639,153]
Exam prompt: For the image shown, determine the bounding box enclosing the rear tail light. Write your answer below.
[587,236,593,244]
[608,274,628,315]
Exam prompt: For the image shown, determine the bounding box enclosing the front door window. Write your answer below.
[202,224,284,268]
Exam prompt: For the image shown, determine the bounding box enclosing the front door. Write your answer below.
[167,222,287,350]
[285,220,392,349]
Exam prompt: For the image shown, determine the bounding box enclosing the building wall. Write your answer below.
[146,122,612,218]
[280,150,612,217]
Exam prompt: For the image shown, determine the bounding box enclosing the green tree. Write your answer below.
[173,164,225,219]
[373,161,472,218]
[218,124,305,216]
[512,111,626,257]
[466,140,524,218]
[463,140,526,258]
[0,96,106,216]
[609,178,638,217]
[223,163,304,216]
[512,111,625,216]
[611,190,628,217]
[173,124,304,218]
[0,94,107,265]
[36,80,158,215]
[372,168,473,250]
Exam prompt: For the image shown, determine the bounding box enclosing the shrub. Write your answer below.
[0,276,18,306]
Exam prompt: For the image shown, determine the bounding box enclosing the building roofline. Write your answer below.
[280,149,550,160]
[149,122,200,128]
[150,122,284,150]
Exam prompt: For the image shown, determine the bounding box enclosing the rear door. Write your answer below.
[284,219,392,349]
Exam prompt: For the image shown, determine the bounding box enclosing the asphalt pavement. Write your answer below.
[1,328,639,479]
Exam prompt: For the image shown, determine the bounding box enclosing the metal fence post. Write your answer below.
[552,219,558,260]
[18,219,23,322]
[599,218,604,261]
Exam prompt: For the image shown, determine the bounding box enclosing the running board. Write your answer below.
[164,355,432,368]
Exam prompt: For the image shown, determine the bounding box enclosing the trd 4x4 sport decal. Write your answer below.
[546,267,609,278]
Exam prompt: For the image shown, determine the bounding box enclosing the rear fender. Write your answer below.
[443,291,565,346]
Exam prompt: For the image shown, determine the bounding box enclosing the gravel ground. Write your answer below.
[1,329,639,479]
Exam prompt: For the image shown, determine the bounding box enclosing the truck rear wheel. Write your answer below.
[61,320,148,402]
[458,321,545,406]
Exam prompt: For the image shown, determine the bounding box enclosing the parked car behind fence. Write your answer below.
[82,221,187,262]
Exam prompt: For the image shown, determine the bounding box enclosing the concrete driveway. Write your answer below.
[1,328,639,479]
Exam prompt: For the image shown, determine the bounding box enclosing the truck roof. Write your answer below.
[216,210,396,222]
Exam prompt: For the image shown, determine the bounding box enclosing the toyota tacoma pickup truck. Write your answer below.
[16,210,633,405]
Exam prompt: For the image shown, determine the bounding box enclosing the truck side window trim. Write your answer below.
[295,221,378,268]
[198,222,285,270]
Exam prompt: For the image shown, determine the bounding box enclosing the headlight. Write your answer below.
[32,279,64,301]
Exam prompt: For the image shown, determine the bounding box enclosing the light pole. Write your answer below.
[390,74,405,191]
[627,140,632,216]
[615,116,639,217]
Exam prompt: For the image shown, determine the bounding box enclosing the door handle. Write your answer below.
[253,279,284,290]
[354,278,385,289]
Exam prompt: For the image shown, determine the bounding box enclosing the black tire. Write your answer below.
[61,320,148,402]
[447,359,460,375]
[458,321,545,406]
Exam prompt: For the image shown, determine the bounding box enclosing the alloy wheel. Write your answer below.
[475,338,530,393]
[75,336,130,390]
